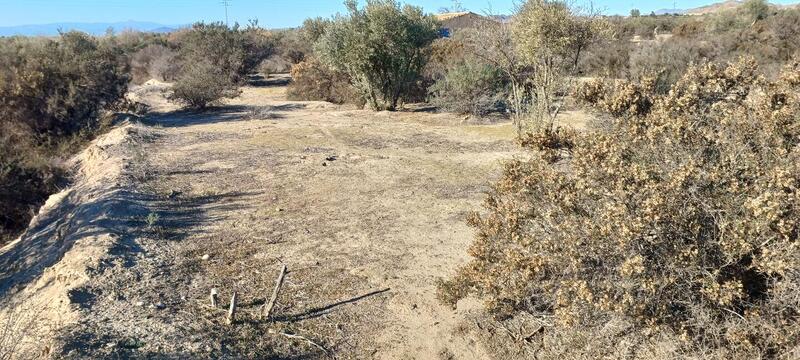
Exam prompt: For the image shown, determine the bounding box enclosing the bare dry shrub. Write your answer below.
[439,58,800,358]
[286,58,361,105]
[578,39,632,78]
[130,44,179,83]
[258,55,292,76]
[429,61,508,116]
[628,37,718,93]
[169,60,240,109]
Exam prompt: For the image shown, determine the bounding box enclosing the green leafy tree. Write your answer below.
[315,0,439,110]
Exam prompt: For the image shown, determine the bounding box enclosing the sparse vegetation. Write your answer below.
[4,0,800,358]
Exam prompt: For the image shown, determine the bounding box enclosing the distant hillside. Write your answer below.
[0,21,180,37]
[685,0,799,15]
[685,0,744,15]
[651,1,799,16]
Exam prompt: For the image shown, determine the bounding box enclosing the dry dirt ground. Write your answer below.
[0,75,588,359]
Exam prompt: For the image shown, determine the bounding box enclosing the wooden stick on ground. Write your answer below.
[210,288,218,308]
[263,263,288,320]
[226,292,238,325]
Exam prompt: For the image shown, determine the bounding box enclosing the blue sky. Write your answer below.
[0,0,798,28]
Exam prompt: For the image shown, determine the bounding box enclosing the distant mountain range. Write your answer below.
[0,21,182,37]
[653,0,799,16]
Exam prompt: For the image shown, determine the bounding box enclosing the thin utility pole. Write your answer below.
[221,0,231,27]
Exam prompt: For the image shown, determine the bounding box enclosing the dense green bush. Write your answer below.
[429,61,507,115]
[315,0,439,110]
[440,59,800,358]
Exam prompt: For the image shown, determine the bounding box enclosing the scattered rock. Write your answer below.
[155,302,166,310]
[322,162,328,167]
[201,254,210,261]
[325,155,338,161]
[135,301,145,307]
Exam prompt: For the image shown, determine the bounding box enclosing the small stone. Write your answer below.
[322,162,328,167]
[201,254,210,261]
[155,302,166,310]
[135,301,145,307]
[276,208,284,212]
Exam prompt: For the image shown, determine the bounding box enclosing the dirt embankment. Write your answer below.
[0,76,545,359]
[0,123,154,358]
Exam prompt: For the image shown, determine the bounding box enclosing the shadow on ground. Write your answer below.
[0,186,258,299]
[144,104,308,128]
[248,73,291,87]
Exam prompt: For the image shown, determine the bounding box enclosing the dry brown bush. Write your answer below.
[286,58,361,105]
[0,32,128,244]
[439,58,800,358]
[169,60,240,109]
[574,77,655,117]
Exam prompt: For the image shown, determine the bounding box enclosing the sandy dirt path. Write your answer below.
[6,77,526,359]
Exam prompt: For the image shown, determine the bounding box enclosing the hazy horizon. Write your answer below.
[1,0,799,30]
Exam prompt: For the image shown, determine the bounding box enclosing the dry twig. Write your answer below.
[263,264,288,320]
